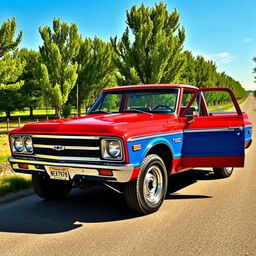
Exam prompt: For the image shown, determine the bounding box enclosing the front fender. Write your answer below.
[127,132,183,167]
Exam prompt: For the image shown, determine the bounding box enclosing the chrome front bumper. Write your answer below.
[8,157,134,183]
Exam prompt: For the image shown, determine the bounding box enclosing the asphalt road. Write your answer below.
[0,96,256,256]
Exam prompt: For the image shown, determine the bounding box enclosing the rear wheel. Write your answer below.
[213,167,234,178]
[32,174,72,200]
[124,154,168,215]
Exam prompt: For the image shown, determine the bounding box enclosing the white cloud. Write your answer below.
[215,52,234,64]
[242,38,253,43]
[217,52,229,58]
[191,51,234,65]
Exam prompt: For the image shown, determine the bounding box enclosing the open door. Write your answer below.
[181,88,245,168]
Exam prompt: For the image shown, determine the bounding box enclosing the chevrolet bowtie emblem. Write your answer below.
[53,145,65,151]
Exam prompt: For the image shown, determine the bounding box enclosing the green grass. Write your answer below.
[0,174,32,196]
[0,134,10,163]
[0,155,9,163]
[0,107,87,118]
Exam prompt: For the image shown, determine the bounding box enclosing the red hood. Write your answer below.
[10,113,180,140]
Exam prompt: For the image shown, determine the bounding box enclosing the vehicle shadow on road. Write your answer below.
[0,169,214,234]
[166,169,215,200]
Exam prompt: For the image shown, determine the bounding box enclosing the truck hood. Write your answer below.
[10,113,181,140]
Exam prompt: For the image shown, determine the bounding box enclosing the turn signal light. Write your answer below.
[98,170,113,176]
[18,163,28,169]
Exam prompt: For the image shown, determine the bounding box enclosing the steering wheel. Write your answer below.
[153,105,174,112]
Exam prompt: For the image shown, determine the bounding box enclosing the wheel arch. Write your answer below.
[145,143,173,175]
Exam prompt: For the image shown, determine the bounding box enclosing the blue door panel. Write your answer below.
[183,130,244,157]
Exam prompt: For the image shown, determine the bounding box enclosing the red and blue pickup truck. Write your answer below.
[8,84,252,214]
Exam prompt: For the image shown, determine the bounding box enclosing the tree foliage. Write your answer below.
[74,37,116,115]
[111,2,185,85]
[0,87,26,118]
[180,51,248,104]
[18,48,42,117]
[0,18,22,58]
[0,18,25,91]
[0,52,25,90]
[38,18,81,118]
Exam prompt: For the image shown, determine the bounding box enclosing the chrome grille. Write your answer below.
[31,135,101,161]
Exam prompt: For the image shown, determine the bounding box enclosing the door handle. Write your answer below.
[228,126,243,131]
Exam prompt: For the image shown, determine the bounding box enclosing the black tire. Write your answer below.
[213,167,234,178]
[32,174,72,200]
[124,154,168,215]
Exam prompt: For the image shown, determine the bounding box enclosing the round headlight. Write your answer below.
[14,137,23,152]
[107,140,121,157]
[24,137,33,153]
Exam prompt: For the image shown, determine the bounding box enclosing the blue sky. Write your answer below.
[0,0,255,90]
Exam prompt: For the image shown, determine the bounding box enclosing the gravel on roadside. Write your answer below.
[0,162,13,176]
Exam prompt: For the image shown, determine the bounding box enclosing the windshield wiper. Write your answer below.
[123,109,153,116]
[88,110,112,114]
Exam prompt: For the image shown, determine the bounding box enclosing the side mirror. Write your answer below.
[187,111,199,124]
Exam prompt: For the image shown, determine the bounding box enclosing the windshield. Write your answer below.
[89,89,179,114]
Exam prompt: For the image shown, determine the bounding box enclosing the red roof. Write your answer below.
[104,84,198,92]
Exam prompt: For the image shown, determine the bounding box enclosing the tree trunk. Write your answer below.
[55,106,61,119]
[30,107,34,118]
[5,111,11,119]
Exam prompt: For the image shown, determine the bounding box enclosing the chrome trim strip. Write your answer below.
[32,135,100,140]
[127,130,183,142]
[33,154,100,161]
[9,157,134,182]
[128,126,245,141]
[184,127,244,133]
[33,144,100,151]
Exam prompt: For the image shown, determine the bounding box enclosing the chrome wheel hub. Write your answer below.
[143,165,163,204]
[225,167,233,173]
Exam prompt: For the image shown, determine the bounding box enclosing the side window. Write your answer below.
[183,90,240,117]
[182,90,199,116]
[182,91,194,106]
[202,91,238,115]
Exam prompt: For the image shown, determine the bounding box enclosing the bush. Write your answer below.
[62,104,72,118]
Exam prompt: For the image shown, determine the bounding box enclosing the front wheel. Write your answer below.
[32,174,72,200]
[213,167,234,178]
[124,154,168,215]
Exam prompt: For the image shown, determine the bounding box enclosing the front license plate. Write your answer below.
[48,167,70,181]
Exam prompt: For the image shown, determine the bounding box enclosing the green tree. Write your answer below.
[0,18,22,58]
[179,51,196,85]
[18,48,42,117]
[0,52,25,91]
[193,56,217,87]
[0,18,25,91]
[180,52,248,104]
[0,87,26,118]
[111,2,185,85]
[38,18,81,118]
[74,37,116,115]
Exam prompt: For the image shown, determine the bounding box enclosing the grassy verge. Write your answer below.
[0,134,10,163]
[0,174,32,196]
[0,107,87,118]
